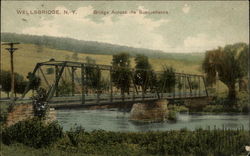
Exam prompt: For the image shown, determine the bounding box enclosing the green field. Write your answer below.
[1,43,219,98]
[1,43,202,76]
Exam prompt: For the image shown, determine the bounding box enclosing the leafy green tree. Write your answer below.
[27,72,41,94]
[58,80,72,96]
[111,53,131,95]
[84,57,102,92]
[0,70,28,97]
[85,65,101,91]
[14,73,27,96]
[0,71,11,97]
[158,66,176,93]
[202,42,248,101]
[15,81,28,95]
[134,55,155,93]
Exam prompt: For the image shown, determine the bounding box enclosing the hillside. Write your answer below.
[1,33,204,63]
[1,43,202,77]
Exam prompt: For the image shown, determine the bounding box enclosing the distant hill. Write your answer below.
[1,32,204,63]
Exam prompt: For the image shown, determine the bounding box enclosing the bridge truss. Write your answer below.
[22,60,208,105]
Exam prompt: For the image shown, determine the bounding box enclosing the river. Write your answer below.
[56,109,250,132]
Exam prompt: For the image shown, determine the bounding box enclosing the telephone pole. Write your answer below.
[2,42,20,101]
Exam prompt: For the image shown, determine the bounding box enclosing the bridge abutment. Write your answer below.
[4,102,56,127]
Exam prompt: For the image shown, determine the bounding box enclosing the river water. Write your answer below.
[56,109,250,132]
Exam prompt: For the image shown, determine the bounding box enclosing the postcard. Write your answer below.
[0,1,249,155]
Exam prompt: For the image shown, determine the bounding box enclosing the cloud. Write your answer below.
[179,33,225,52]
[22,5,170,51]
[182,4,190,14]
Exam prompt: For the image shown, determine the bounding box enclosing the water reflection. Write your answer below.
[56,109,249,132]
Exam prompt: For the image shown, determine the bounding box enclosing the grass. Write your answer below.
[0,143,93,156]
[1,43,204,98]
[1,118,250,156]
[1,44,202,76]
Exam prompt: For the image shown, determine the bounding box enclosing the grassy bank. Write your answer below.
[1,118,250,156]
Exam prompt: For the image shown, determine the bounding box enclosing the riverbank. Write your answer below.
[1,118,249,156]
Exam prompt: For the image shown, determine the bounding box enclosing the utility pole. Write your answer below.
[2,42,20,101]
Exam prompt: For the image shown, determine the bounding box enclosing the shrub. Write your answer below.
[1,118,63,148]
[167,110,177,121]
[203,105,225,113]
[168,105,189,113]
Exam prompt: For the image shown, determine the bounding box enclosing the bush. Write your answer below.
[1,118,63,148]
[167,110,177,121]
[168,105,189,113]
[203,105,225,113]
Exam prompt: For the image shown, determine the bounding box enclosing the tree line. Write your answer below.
[0,71,40,98]
[1,32,204,62]
[2,42,247,102]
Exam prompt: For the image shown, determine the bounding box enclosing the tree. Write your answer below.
[84,57,102,92]
[0,71,11,97]
[58,80,72,96]
[0,70,28,97]
[202,43,248,102]
[15,81,28,95]
[85,65,101,91]
[134,54,155,93]
[111,53,131,95]
[158,66,176,93]
[27,72,41,94]
[14,73,26,96]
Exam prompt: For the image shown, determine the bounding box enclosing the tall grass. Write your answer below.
[1,119,249,156]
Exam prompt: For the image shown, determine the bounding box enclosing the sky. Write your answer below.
[1,1,249,53]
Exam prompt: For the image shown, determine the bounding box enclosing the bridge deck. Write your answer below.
[49,92,208,109]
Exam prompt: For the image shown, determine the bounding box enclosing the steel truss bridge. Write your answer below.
[22,60,208,108]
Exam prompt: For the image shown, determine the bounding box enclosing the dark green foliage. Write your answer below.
[85,66,101,90]
[46,68,54,75]
[111,53,131,94]
[53,128,250,156]
[190,81,199,89]
[27,72,41,92]
[205,96,250,113]
[167,110,177,121]
[1,121,249,156]
[0,70,28,97]
[158,66,176,93]
[1,118,63,148]
[0,71,12,96]
[134,55,155,93]
[15,81,27,95]
[57,80,72,96]
[202,43,249,101]
[0,113,7,126]
[14,74,28,95]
